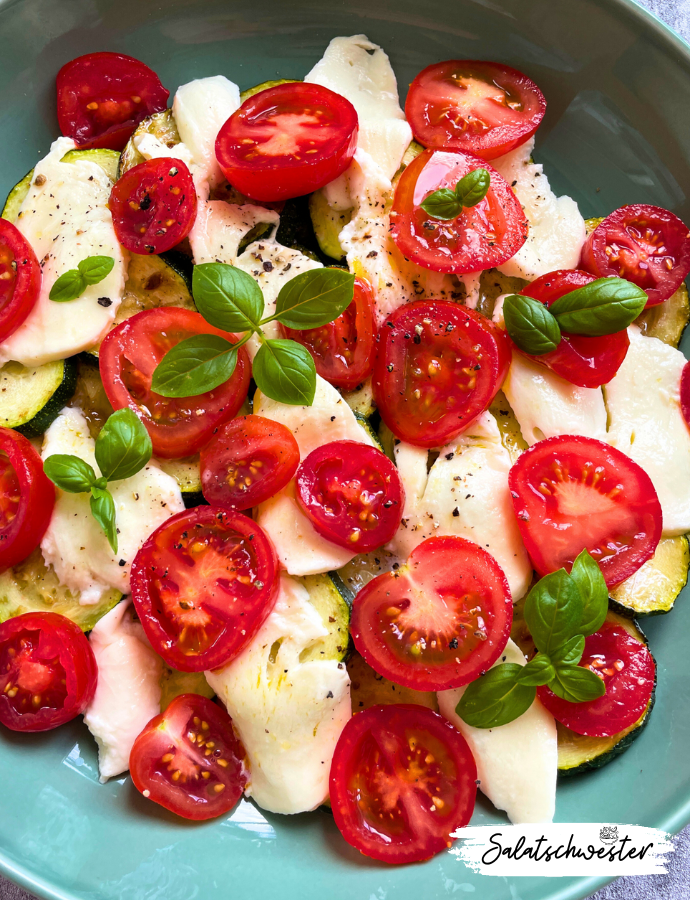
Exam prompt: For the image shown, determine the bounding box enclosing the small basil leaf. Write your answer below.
[273,268,355,330]
[455,664,536,728]
[549,277,648,336]
[90,487,118,554]
[503,294,562,355]
[548,665,606,703]
[455,168,490,208]
[95,409,153,482]
[49,270,86,303]
[570,548,609,636]
[78,255,115,286]
[93,476,108,491]
[524,569,583,657]
[43,454,97,493]
[151,335,237,398]
[515,653,556,687]
[420,188,463,221]
[253,339,316,406]
[550,634,585,667]
[193,263,264,332]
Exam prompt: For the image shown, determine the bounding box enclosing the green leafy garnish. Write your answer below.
[503,294,562,356]
[49,255,115,302]
[420,168,491,221]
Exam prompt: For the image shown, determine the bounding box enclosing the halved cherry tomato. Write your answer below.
[215,82,358,202]
[200,415,299,511]
[109,158,197,255]
[537,621,655,737]
[0,220,41,344]
[130,507,279,672]
[373,300,511,448]
[0,429,54,571]
[56,52,169,151]
[390,148,528,274]
[517,270,630,388]
[130,693,247,820]
[351,536,512,691]
[282,277,376,391]
[100,308,250,459]
[0,612,97,732]
[405,60,546,160]
[295,440,404,553]
[681,361,690,429]
[330,703,477,863]
[509,435,662,587]
[580,204,690,307]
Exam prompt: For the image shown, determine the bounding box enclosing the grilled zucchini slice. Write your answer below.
[347,652,438,713]
[343,377,376,418]
[298,573,351,663]
[160,667,215,712]
[609,535,689,616]
[0,358,77,437]
[119,109,182,177]
[239,78,299,104]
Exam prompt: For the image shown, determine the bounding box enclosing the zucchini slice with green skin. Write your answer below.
[343,377,376,418]
[119,109,182,178]
[347,651,438,713]
[298,573,351,663]
[1,170,32,223]
[160,667,215,712]
[609,535,689,617]
[308,190,351,261]
[0,358,77,437]
[354,411,384,452]
[239,78,300,104]
[158,455,204,507]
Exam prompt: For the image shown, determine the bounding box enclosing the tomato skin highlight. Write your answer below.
[0,220,41,344]
[0,611,97,732]
[329,703,477,863]
[215,82,358,202]
[405,60,546,160]
[373,300,511,449]
[509,435,662,587]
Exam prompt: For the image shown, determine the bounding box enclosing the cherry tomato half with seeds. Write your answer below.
[56,52,169,151]
[215,82,358,202]
[373,300,511,449]
[0,611,97,732]
[109,158,197,255]
[537,620,655,737]
[130,507,279,672]
[99,307,250,459]
[405,60,546,160]
[580,204,690,307]
[681,361,690,429]
[330,703,477,863]
[130,693,247,820]
[509,435,662,587]
[0,220,41,344]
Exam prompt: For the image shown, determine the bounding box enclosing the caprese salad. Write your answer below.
[0,34,688,866]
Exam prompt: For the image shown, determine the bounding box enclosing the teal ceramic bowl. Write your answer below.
[1,1,689,899]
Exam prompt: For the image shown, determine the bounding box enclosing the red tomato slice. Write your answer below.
[390,148,528,274]
[537,621,655,737]
[109,158,197,255]
[215,82,358,202]
[405,60,546,160]
[681,361,690,429]
[517,270,630,388]
[0,611,97,732]
[130,693,247,820]
[0,220,41,344]
[330,703,477,863]
[282,276,376,391]
[130,507,279,672]
[351,536,512,691]
[99,308,250,459]
[0,428,54,571]
[373,300,511,448]
[200,415,299,511]
[580,204,690,307]
[56,52,169,151]
[295,440,404,553]
[509,435,662,587]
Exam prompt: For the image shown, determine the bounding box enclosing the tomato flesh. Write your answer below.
[0,220,41,344]
[681,361,690,430]
[509,435,662,587]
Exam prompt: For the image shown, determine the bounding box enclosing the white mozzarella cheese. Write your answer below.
[84,600,163,781]
[0,138,127,366]
[190,202,280,266]
[40,407,185,605]
[604,326,690,535]
[206,574,351,815]
[437,639,557,824]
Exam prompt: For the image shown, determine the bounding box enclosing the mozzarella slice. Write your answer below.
[0,138,127,366]
[191,202,280,266]
[604,326,690,535]
[206,574,351,815]
[40,407,184,605]
[389,412,532,601]
[437,639,557,824]
[84,600,163,781]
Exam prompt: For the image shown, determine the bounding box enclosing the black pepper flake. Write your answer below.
[366,250,378,258]
[118,559,126,567]
[413,334,421,344]
[452,507,459,517]
[445,452,454,460]
[326,691,333,699]
[97,297,112,307]
[449,637,459,649]
[139,194,152,211]
[263,260,273,272]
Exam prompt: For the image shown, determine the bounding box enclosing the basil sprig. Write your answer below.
[456,549,609,729]
[420,168,490,221]
[151,262,355,406]
[49,255,115,302]
[43,409,152,554]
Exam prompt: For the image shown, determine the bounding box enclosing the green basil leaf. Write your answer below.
[420,188,463,221]
[549,277,648,336]
[514,653,556,687]
[550,634,585,667]
[503,294,562,355]
[43,454,97,493]
[95,409,152,482]
[273,269,355,330]
[49,269,86,303]
[524,569,583,656]
[548,665,606,703]
[90,487,118,554]
[570,548,609,636]
[193,263,264,332]
[151,335,237,398]
[253,339,316,406]
[455,168,490,208]
[78,255,115,286]
[455,664,536,728]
